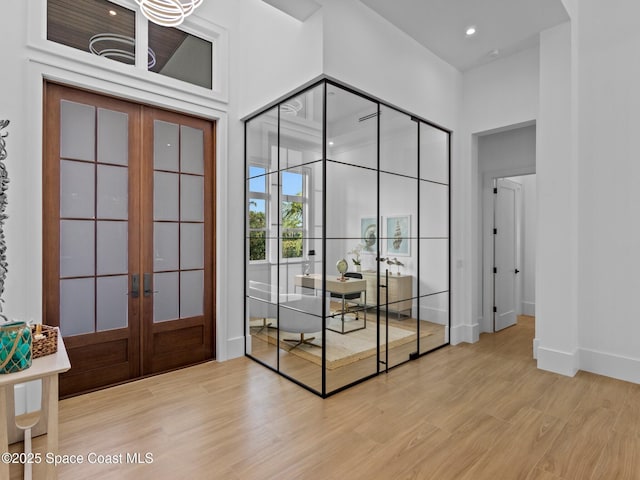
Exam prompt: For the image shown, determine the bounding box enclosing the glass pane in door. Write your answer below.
[153,120,206,323]
[58,103,130,337]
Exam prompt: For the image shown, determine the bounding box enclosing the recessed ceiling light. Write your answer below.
[108,9,117,16]
[328,141,334,146]
[465,25,477,36]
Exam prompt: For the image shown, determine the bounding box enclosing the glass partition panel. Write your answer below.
[245,80,450,397]
[380,106,417,177]
[246,107,278,175]
[246,283,278,369]
[379,168,419,368]
[380,173,418,226]
[326,85,377,170]
[418,239,449,296]
[325,162,378,241]
[418,292,449,353]
[419,181,449,238]
[280,85,324,169]
[324,240,376,393]
[420,123,449,184]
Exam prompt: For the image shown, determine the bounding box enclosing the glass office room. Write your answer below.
[245,78,450,397]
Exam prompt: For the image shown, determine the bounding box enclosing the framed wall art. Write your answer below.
[386,215,410,256]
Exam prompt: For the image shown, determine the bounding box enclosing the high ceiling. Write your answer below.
[360,0,569,71]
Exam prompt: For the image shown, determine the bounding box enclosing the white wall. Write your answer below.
[536,20,578,374]
[477,126,536,174]
[574,0,640,383]
[520,175,536,317]
[461,47,539,341]
[320,0,460,130]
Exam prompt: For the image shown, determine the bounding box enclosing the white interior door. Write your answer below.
[494,178,520,331]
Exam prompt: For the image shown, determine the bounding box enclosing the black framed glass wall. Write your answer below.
[245,78,450,397]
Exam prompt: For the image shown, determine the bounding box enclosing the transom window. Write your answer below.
[46,0,213,90]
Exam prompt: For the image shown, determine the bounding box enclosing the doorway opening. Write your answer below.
[492,174,536,332]
[476,122,536,358]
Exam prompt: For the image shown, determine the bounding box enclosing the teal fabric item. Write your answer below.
[0,321,32,374]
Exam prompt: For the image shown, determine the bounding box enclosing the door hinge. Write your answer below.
[493,267,497,274]
[493,187,498,194]
[493,228,497,235]
[493,306,497,313]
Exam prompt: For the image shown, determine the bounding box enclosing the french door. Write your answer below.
[43,82,215,397]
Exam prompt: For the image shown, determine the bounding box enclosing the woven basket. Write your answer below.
[31,324,58,359]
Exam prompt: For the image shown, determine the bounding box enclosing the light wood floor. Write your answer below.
[10,316,640,479]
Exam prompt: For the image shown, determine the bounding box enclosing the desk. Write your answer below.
[361,271,413,316]
[294,274,367,334]
[0,333,70,480]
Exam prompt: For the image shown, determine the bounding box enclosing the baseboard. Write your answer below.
[579,347,640,384]
[537,346,578,377]
[223,336,245,361]
[450,322,479,345]
[533,338,540,360]
[418,305,448,325]
[522,301,535,316]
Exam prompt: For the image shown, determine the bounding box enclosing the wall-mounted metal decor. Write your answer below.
[0,120,9,310]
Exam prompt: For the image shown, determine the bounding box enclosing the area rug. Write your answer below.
[250,316,432,370]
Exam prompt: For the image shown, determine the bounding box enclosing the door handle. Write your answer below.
[515,269,520,274]
[131,274,140,298]
[143,273,153,297]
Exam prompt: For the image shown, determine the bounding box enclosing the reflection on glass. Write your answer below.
[148,23,212,89]
[280,86,323,170]
[418,292,449,353]
[326,85,377,170]
[246,108,278,174]
[48,0,136,67]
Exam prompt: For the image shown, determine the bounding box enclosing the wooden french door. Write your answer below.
[43,82,215,397]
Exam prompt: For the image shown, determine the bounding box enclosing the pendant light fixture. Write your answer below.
[135,0,203,27]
